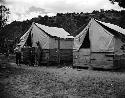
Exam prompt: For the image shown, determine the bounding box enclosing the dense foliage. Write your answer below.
[109,0,125,8]
[0,5,10,29]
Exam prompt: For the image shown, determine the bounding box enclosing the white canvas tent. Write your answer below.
[73,18,125,69]
[18,22,74,49]
[17,22,74,65]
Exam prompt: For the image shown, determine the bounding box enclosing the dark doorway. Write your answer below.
[80,29,90,48]
[26,32,32,47]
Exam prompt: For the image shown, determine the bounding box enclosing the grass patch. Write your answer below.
[0,66,124,98]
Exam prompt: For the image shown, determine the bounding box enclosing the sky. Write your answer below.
[0,0,123,23]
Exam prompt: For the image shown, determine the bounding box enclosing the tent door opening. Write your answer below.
[80,29,90,49]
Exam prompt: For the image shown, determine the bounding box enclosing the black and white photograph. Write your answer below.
[0,0,125,97]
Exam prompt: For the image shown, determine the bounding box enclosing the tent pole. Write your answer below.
[88,29,93,70]
[58,37,60,66]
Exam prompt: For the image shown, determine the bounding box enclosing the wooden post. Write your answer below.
[58,37,60,65]
[88,30,93,70]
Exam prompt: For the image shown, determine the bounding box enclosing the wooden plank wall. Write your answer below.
[73,48,125,69]
[49,49,58,62]
[42,49,73,64]
[60,49,73,63]
[114,55,125,68]
[73,49,116,69]
[21,47,35,64]
[41,49,50,63]
[90,53,114,69]
[73,49,90,68]
[21,48,73,65]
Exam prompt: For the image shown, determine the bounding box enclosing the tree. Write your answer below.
[109,0,125,8]
[62,15,77,36]
[0,5,10,30]
[0,5,10,53]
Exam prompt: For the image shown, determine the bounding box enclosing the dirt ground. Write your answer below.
[0,55,125,98]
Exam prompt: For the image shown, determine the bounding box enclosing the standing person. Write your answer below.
[36,42,42,66]
[14,45,21,66]
[29,48,35,66]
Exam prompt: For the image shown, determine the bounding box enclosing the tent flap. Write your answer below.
[74,22,90,50]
